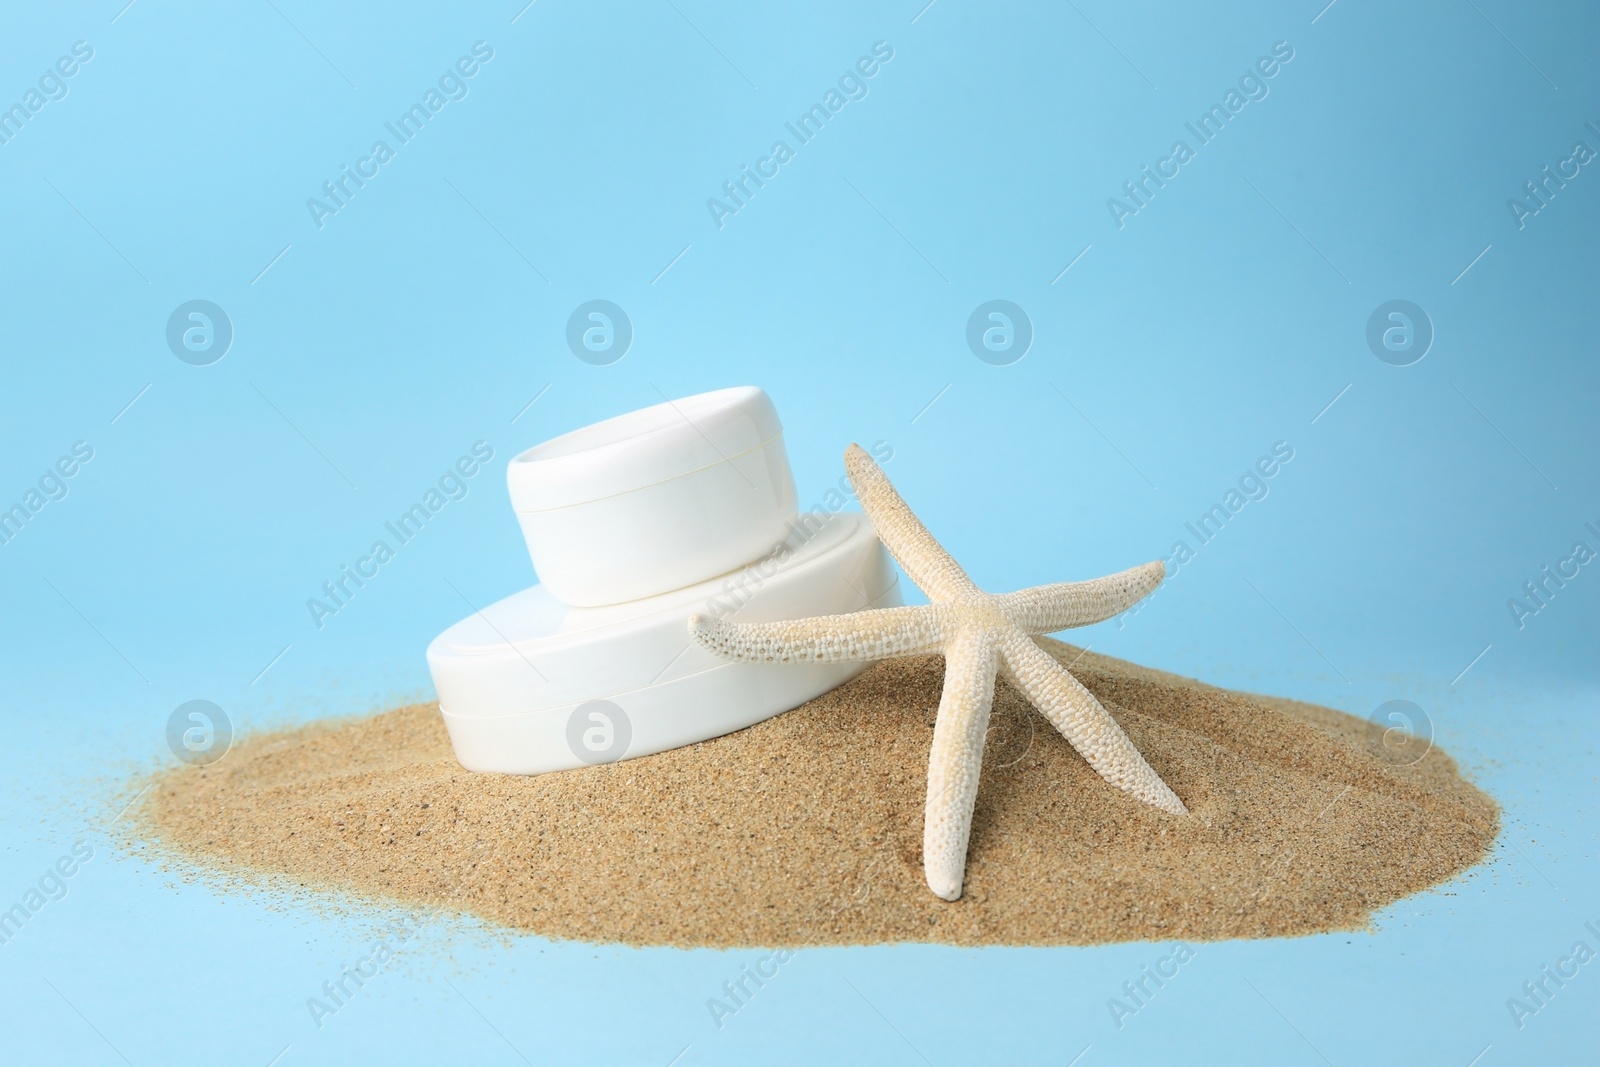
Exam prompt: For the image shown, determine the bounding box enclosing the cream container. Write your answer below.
[427,512,900,774]
[506,386,799,607]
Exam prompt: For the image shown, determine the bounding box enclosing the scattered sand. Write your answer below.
[139,641,1498,948]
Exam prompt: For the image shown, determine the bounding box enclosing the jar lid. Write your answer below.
[428,511,892,714]
[507,386,784,512]
[427,512,903,774]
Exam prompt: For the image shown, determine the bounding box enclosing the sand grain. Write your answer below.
[141,642,1498,947]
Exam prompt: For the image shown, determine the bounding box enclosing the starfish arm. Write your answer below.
[999,633,1188,816]
[688,604,952,664]
[922,629,999,901]
[997,560,1166,633]
[844,444,976,601]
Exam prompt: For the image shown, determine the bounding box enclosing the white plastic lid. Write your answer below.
[430,511,889,713]
[427,511,902,774]
[506,386,783,512]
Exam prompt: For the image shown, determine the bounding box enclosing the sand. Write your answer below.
[138,640,1498,948]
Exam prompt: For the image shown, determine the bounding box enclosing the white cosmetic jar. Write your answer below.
[506,386,799,607]
[427,512,901,774]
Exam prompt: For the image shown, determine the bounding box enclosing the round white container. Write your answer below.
[427,512,900,774]
[506,386,798,607]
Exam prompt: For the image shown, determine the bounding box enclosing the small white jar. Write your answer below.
[507,386,798,607]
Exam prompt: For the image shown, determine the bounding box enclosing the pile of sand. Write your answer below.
[139,641,1497,947]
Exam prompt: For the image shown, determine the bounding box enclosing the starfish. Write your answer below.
[689,444,1186,901]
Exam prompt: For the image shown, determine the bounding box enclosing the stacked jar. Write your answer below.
[427,386,902,774]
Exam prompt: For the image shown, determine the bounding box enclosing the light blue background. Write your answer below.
[2,1,1595,1063]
